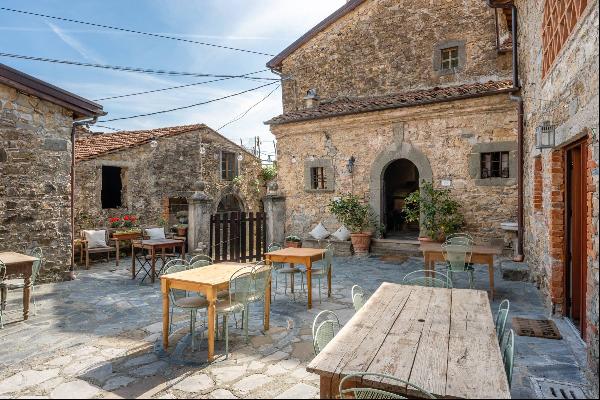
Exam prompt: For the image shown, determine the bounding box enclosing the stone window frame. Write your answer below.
[304,158,334,193]
[468,142,517,186]
[433,40,466,76]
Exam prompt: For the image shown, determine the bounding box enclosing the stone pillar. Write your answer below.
[263,182,286,246]
[188,181,213,255]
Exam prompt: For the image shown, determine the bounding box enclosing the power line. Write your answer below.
[99,82,278,122]
[218,84,280,130]
[93,70,269,101]
[0,7,275,57]
[0,52,279,81]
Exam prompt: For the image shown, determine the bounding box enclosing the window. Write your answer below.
[480,152,510,179]
[101,166,123,209]
[221,151,238,180]
[441,47,459,70]
[310,167,327,190]
[543,0,588,76]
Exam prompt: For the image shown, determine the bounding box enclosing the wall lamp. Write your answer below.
[535,121,556,149]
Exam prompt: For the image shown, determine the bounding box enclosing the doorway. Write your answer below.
[217,193,243,215]
[564,140,587,338]
[382,159,420,238]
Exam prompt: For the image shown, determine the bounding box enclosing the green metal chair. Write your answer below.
[215,266,253,358]
[495,299,510,343]
[269,243,303,301]
[240,261,273,339]
[189,254,213,265]
[0,260,6,329]
[339,372,436,399]
[351,285,367,312]
[190,259,212,269]
[402,270,451,288]
[312,310,341,355]
[442,243,474,289]
[446,232,474,246]
[305,246,333,304]
[501,329,515,387]
[0,247,44,316]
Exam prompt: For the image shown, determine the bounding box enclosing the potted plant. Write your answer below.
[176,211,188,225]
[285,235,303,248]
[176,224,188,237]
[260,165,277,186]
[108,217,122,229]
[402,181,464,242]
[328,194,374,255]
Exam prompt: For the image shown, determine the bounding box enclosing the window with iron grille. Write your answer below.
[221,151,237,180]
[542,0,588,76]
[480,152,510,179]
[441,47,459,70]
[310,167,326,190]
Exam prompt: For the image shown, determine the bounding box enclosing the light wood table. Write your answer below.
[307,282,510,399]
[111,231,142,266]
[0,252,39,321]
[161,262,271,362]
[420,242,502,300]
[264,247,329,309]
[131,239,185,283]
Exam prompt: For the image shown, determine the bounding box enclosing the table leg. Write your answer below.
[79,242,83,264]
[131,244,136,279]
[264,278,271,331]
[162,279,170,349]
[488,256,495,300]
[320,376,332,399]
[207,288,216,362]
[423,252,430,277]
[306,258,312,310]
[23,273,31,320]
[116,240,120,266]
[327,259,332,298]
[181,243,186,259]
[290,263,295,293]
[151,248,156,284]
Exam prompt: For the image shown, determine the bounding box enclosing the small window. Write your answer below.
[480,152,510,179]
[221,151,238,180]
[310,167,326,190]
[441,47,459,70]
[101,166,123,209]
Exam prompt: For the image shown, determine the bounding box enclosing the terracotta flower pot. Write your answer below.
[286,241,302,248]
[350,232,372,255]
[177,227,188,236]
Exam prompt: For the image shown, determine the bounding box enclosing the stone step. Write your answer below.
[371,238,422,257]
[500,260,530,281]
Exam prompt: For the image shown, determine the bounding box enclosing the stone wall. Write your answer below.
[516,0,599,392]
[278,0,512,112]
[0,82,74,282]
[74,128,263,235]
[271,94,518,243]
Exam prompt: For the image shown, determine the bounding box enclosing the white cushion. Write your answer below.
[84,230,108,249]
[332,225,351,241]
[309,222,331,240]
[145,227,166,240]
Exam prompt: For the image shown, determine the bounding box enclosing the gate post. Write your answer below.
[188,181,213,255]
[263,182,286,246]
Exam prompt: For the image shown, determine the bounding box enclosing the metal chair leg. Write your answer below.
[224,315,230,359]
[191,310,196,351]
[169,306,174,334]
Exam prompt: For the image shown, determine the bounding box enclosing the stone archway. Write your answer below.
[214,187,246,215]
[369,142,433,233]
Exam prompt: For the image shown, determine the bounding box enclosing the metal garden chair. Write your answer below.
[240,261,273,339]
[0,247,44,316]
[338,372,436,399]
[312,310,341,355]
[305,246,333,304]
[189,254,213,266]
[441,243,474,289]
[495,299,510,343]
[269,243,302,301]
[402,270,451,288]
[0,260,6,328]
[351,285,367,312]
[446,232,474,246]
[502,329,515,387]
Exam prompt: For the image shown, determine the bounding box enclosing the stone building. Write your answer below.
[487,0,599,391]
[0,63,105,282]
[266,0,519,244]
[74,124,263,251]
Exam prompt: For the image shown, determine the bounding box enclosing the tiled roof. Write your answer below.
[75,124,205,161]
[265,80,515,125]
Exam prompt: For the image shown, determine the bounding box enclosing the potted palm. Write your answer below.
[402,181,464,242]
[285,235,302,248]
[328,194,374,255]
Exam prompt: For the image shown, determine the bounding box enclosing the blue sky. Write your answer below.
[0,0,345,159]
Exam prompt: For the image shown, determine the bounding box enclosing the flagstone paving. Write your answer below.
[0,256,592,398]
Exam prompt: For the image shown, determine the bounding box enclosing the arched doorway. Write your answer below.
[217,193,243,214]
[382,159,420,238]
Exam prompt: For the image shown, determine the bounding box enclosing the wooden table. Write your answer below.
[264,247,329,309]
[131,239,185,283]
[161,262,271,362]
[111,231,142,266]
[0,252,39,321]
[307,283,510,399]
[420,242,502,299]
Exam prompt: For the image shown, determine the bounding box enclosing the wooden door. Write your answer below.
[564,140,587,338]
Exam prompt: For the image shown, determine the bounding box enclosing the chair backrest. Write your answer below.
[403,270,450,288]
[190,260,211,269]
[502,329,515,387]
[323,247,333,273]
[252,261,272,298]
[163,260,190,302]
[442,243,473,272]
[189,254,213,266]
[267,243,284,268]
[29,247,44,285]
[0,260,6,281]
[495,299,510,341]
[312,310,340,355]
[351,285,367,312]
[227,266,254,305]
[446,232,474,246]
[339,372,436,399]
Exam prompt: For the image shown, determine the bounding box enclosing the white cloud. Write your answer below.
[46,21,105,63]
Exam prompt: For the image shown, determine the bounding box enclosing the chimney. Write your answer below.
[303,88,320,109]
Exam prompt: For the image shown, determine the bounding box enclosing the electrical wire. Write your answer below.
[98,81,278,122]
[0,7,275,57]
[217,84,280,130]
[0,52,279,81]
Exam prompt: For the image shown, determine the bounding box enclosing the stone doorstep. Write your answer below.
[501,260,531,282]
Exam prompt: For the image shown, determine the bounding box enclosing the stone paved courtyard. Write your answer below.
[0,256,592,399]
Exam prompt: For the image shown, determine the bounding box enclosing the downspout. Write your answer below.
[486,1,524,261]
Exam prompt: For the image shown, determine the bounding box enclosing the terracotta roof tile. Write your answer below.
[265,80,516,125]
[75,124,205,161]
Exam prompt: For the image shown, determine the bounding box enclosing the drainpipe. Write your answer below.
[486,1,524,261]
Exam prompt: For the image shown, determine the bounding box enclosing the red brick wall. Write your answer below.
[533,156,543,211]
[549,150,566,311]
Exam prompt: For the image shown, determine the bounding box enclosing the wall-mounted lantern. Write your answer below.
[535,121,556,149]
[346,156,356,174]
[150,138,158,148]
[291,155,297,164]
[237,153,243,161]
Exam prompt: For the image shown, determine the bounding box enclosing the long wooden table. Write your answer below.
[131,239,185,283]
[161,262,271,362]
[264,247,329,309]
[307,283,510,399]
[0,252,39,321]
[420,242,502,299]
